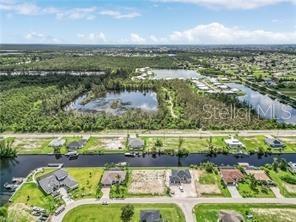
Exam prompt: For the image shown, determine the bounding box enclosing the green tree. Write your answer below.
[120,204,134,222]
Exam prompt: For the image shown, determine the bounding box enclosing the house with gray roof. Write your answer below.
[101,170,127,187]
[38,169,78,196]
[264,137,285,148]
[128,137,144,150]
[49,138,65,148]
[169,169,191,184]
[67,139,87,151]
[140,210,162,222]
[288,162,296,174]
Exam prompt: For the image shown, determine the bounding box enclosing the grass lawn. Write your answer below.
[79,137,102,154]
[266,169,296,197]
[195,203,296,222]
[11,183,60,212]
[237,178,274,198]
[63,203,185,222]
[199,171,231,197]
[278,87,296,99]
[142,136,227,153]
[65,167,104,199]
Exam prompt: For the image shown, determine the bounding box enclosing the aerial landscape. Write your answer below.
[0,0,296,222]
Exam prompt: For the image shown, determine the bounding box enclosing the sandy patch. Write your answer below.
[252,208,296,222]
[102,137,125,150]
[128,170,167,195]
[8,203,36,222]
[192,169,221,197]
[12,138,49,149]
[283,182,296,193]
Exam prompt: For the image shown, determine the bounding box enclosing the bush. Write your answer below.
[280,175,296,185]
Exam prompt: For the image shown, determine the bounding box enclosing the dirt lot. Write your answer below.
[12,138,50,150]
[253,208,296,222]
[283,182,296,193]
[128,170,168,195]
[101,137,125,150]
[193,170,221,197]
[8,203,36,222]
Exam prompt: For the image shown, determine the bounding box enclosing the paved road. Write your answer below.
[51,197,296,222]
[3,129,296,138]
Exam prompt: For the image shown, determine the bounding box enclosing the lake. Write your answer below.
[228,83,296,125]
[151,69,200,79]
[1,153,296,205]
[66,90,158,115]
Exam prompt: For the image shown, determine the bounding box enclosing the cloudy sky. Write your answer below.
[0,0,296,44]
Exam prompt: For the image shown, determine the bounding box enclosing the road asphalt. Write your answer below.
[52,196,296,222]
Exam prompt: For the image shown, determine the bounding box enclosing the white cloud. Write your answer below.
[77,32,106,43]
[56,7,97,20]
[167,22,296,44]
[156,0,296,9]
[24,32,61,43]
[130,33,146,44]
[99,10,141,19]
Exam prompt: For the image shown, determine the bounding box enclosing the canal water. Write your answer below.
[227,83,296,125]
[1,153,296,205]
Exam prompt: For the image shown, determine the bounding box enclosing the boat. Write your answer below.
[116,162,128,167]
[124,152,136,157]
[65,151,79,158]
[3,183,18,191]
[48,163,64,167]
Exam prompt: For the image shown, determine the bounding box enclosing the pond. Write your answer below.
[66,90,158,115]
[1,153,296,205]
[151,69,200,79]
[228,83,296,125]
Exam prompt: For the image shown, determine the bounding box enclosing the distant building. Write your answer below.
[128,137,144,150]
[169,169,191,184]
[140,210,162,222]
[288,162,296,174]
[67,139,87,151]
[219,167,244,185]
[49,138,65,148]
[101,170,127,187]
[224,137,245,149]
[264,137,285,148]
[38,169,78,196]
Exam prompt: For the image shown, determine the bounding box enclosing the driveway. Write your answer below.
[227,185,241,198]
[270,187,283,198]
[101,187,110,200]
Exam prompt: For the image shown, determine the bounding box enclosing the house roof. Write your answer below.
[140,210,161,222]
[170,169,191,183]
[49,138,65,147]
[38,169,78,195]
[128,137,144,149]
[265,137,284,146]
[245,169,270,181]
[220,168,244,184]
[101,170,126,185]
[67,139,87,150]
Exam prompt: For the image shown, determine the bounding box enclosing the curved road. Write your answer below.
[52,197,296,222]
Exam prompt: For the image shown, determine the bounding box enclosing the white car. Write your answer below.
[102,200,109,205]
[179,186,184,192]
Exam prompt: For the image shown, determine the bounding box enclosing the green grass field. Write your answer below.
[11,183,60,211]
[194,203,296,222]
[198,171,231,197]
[266,169,296,197]
[65,167,104,199]
[63,204,185,222]
[237,179,274,198]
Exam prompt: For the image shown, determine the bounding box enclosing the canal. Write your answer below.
[1,153,296,205]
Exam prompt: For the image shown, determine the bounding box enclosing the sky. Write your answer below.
[0,0,296,44]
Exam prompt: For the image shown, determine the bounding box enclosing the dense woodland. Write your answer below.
[0,70,291,132]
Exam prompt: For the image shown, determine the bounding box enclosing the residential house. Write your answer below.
[169,169,191,184]
[219,211,244,222]
[224,137,244,149]
[128,137,144,150]
[49,137,65,148]
[67,139,87,151]
[220,167,244,185]
[38,169,78,196]
[140,210,162,222]
[245,169,273,185]
[265,137,285,148]
[101,170,127,187]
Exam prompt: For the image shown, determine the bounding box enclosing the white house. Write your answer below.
[225,137,245,148]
